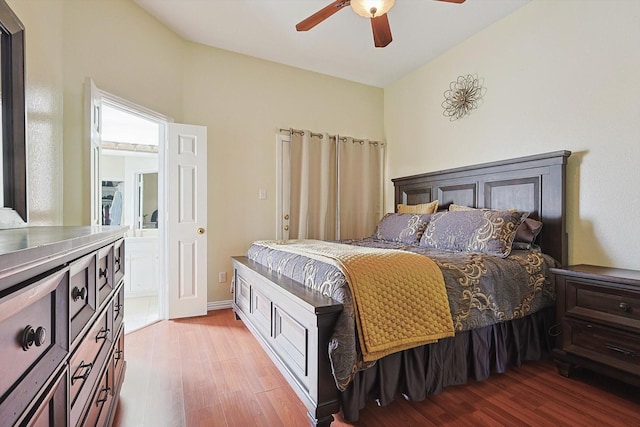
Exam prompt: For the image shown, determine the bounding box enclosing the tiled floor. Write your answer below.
[124,295,159,333]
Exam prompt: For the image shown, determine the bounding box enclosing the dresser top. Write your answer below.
[0,226,128,274]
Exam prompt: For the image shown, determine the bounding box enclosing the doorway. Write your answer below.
[87,79,209,325]
[97,92,167,333]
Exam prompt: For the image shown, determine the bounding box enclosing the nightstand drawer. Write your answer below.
[566,319,640,376]
[565,278,640,332]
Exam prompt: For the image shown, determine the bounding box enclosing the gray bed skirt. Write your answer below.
[340,307,555,422]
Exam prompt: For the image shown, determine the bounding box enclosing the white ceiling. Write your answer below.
[134,0,531,88]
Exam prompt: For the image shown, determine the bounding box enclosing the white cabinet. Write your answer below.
[124,236,158,297]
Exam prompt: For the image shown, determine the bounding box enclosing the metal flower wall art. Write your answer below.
[442,74,486,121]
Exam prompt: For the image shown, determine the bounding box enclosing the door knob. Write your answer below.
[284,214,289,220]
[197,227,205,235]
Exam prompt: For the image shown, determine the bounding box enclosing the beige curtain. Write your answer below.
[287,130,384,241]
[338,137,384,240]
[289,131,337,240]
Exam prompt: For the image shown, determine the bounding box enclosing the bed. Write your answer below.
[231,150,571,426]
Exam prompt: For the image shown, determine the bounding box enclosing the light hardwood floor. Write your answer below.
[113,309,639,427]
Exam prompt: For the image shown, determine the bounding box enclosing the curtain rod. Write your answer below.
[279,128,385,146]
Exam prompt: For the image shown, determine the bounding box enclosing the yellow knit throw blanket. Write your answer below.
[253,240,455,362]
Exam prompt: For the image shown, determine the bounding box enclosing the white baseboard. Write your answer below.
[207,300,233,311]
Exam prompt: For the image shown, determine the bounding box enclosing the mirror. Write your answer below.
[135,172,158,229]
[0,1,27,222]
[101,180,124,225]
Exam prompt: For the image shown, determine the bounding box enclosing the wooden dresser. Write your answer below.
[551,264,640,386]
[0,226,127,426]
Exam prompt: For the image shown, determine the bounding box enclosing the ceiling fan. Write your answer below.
[296,0,466,48]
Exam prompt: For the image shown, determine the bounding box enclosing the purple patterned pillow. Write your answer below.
[419,209,528,257]
[373,213,432,244]
[449,205,543,247]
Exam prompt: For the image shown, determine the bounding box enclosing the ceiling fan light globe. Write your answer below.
[351,0,395,18]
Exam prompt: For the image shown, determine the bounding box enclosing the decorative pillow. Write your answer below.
[448,203,475,212]
[419,209,528,257]
[448,204,543,245]
[373,213,432,244]
[397,200,439,214]
[515,218,543,244]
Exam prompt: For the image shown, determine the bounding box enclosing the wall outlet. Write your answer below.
[258,188,267,200]
[218,271,227,283]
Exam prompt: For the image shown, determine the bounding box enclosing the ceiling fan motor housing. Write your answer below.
[351,0,396,18]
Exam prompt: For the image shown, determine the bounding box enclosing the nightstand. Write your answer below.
[551,264,640,386]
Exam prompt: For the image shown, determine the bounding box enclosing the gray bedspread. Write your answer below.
[246,238,558,391]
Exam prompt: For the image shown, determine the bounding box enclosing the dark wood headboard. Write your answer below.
[392,150,571,266]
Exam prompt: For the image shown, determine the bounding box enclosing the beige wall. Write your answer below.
[9,0,64,225]
[384,0,640,270]
[59,0,186,226]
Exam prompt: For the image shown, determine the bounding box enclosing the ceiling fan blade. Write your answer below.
[435,0,466,3]
[371,14,392,48]
[296,0,350,31]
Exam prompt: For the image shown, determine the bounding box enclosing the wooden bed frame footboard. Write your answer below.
[231,256,343,427]
[232,150,571,426]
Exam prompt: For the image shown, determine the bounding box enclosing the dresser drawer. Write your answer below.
[20,367,68,427]
[565,319,640,376]
[0,268,69,427]
[113,283,125,334]
[112,327,125,393]
[565,278,640,332]
[69,308,112,426]
[82,362,113,427]
[113,238,125,286]
[69,252,97,346]
[97,244,115,307]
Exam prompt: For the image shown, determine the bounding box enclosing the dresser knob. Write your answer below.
[22,325,46,351]
[619,302,630,312]
[99,267,108,279]
[72,286,86,302]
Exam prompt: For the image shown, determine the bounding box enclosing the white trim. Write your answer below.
[208,300,233,311]
[99,89,174,124]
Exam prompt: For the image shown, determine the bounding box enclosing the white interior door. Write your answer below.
[166,123,208,319]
